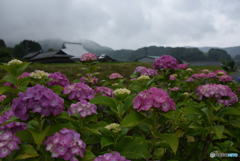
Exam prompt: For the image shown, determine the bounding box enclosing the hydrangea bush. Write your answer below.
[0,57,239,161]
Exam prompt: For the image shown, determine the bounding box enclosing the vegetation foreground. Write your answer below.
[0,56,239,161]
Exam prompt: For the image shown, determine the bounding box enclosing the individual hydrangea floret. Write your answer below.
[95,86,113,97]
[30,70,49,79]
[196,84,238,106]
[80,53,97,62]
[113,88,131,96]
[0,131,21,158]
[133,87,176,112]
[153,55,179,69]
[0,95,6,102]
[12,84,64,120]
[7,59,23,65]
[105,123,121,133]
[109,73,123,79]
[94,152,130,161]
[17,72,30,79]
[0,122,27,133]
[68,100,97,118]
[137,75,150,80]
[48,72,70,87]
[44,128,86,161]
[134,66,157,76]
[63,83,95,101]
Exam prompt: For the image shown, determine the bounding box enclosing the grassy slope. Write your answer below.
[0,62,221,81]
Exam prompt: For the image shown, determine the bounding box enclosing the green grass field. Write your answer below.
[0,62,221,81]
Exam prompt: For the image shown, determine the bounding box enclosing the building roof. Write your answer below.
[62,42,90,58]
[30,51,73,60]
[23,51,41,59]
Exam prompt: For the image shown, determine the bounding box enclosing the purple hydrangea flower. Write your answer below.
[177,63,188,69]
[12,84,64,120]
[48,72,70,87]
[0,122,27,133]
[63,83,95,101]
[218,75,233,82]
[134,66,157,76]
[68,100,97,118]
[3,82,16,89]
[94,152,130,161]
[133,87,176,112]
[0,131,21,158]
[0,110,14,124]
[44,128,86,161]
[80,74,98,85]
[0,95,6,102]
[196,84,238,106]
[109,73,123,79]
[95,86,113,97]
[17,72,30,79]
[153,55,179,69]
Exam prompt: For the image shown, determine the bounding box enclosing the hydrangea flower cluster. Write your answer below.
[109,73,123,79]
[3,82,16,89]
[169,87,180,91]
[196,84,238,106]
[12,84,64,120]
[7,59,23,65]
[177,63,188,69]
[169,74,177,80]
[80,74,98,85]
[134,66,157,76]
[105,123,121,133]
[30,70,49,79]
[0,95,6,102]
[63,83,95,101]
[95,86,113,97]
[0,131,21,158]
[0,110,14,124]
[94,152,130,161]
[48,72,70,87]
[0,122,27,133]
[133,87,176,112]
[153,55,178,69]
[17,72,30,79]
[113,88,131,96]
[80,53,97,62]
[44,128,86,161]
[68,100,97,118]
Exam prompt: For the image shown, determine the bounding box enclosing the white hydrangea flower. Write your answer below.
[137,75,150,80]
[105,123,121,133]
[7,59,23,65]
[113,88,131,96]
[30,70,49,79]
[186,68,193,71]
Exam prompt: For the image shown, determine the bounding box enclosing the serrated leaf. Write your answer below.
[121,110,144,128]
[161,134,179,154]
[15,144,38,160]
[100,136,114,148]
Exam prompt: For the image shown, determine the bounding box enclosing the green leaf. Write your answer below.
[90,96,117,108]
[161,134,179,154]
[213,125,224,139]
[15,144,38,160]
[81,148,96,161]
[223,108,240,116]
[121,110,145,128]
[100,136,114,148]
[30,126,50,146]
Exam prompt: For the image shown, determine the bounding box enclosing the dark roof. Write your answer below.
[23,51,41,59]
[30,51,73,60]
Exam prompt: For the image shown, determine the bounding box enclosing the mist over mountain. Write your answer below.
[198,46,240,57]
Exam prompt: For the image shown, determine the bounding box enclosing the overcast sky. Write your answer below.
[0,0,239,49]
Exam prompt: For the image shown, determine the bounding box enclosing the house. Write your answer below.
[98,54,117,62]
[135,56,159,62]
[24,51,74,63]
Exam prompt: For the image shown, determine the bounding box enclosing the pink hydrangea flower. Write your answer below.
[134,66,157,76]
[218,75,233,82]
[95,86,113,97]
[169,87,180,91]
[109,73,123,79]
[133,87,176,112]
[153,55,179,69]
[17,72,30,79]
[80,74,98,85]
[0,95,6,102]
[80,53,97,62]
[68,100,97,118]
[44,128,86,161]
[196,84,238,106]
[169,74,177,80]
[177,64,188,69]
[63,83,95,101]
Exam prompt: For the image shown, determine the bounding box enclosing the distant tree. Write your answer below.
[234,55,240,60]
[0,47,13,62]
[207,48,232,62]
[0,39,6,48]
[13,40,42,59]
